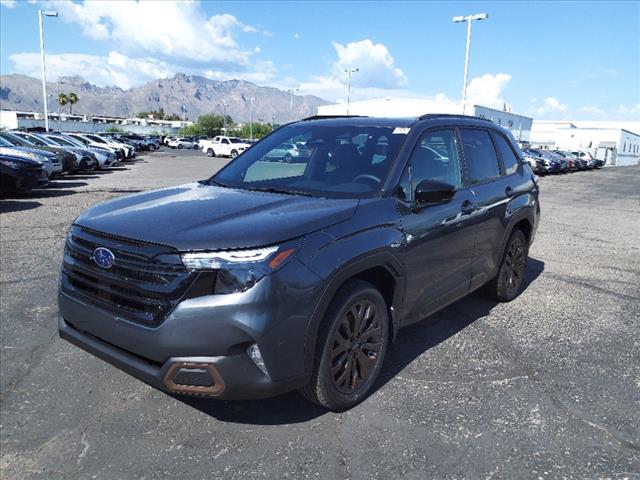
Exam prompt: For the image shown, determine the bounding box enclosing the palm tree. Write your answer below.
[57,93,68,111]
[67,92,78,114]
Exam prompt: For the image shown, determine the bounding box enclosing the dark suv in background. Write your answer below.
[59,114,539,410]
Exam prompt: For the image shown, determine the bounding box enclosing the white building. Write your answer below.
[316,98,533,142]
[0,109,191,134]
[531,120,640,166]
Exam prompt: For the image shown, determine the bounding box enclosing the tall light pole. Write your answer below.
[222,103,229,133]
[288,88,299,122]
[38,9,58,131]
[344,67,359,115]
[249,97,255,140]
[453,13,488,115]
[57,79,64,131]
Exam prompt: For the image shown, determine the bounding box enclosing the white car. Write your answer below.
[200,136,251,158]
[47,134,117,169]
[66,133,124,161]
[167,137,197,149]
[83,133,135,159]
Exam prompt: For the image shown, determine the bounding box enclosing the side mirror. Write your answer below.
[415,180,455,206]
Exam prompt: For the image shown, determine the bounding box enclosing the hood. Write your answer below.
[75,182,358,251]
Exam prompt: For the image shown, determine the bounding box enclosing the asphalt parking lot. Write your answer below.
[1,148,639,479]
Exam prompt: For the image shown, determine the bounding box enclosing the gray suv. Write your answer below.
[59,114,540,410]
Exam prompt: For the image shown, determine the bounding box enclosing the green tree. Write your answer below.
[67,92,78,114]
[180,124,205,136]
[196,114,225,137]
[57,93,68,112]
[164,113,182,121]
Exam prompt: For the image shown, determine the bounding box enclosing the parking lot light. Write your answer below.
[38,9,58,132]
[249,97,256,140]
[344,68,359,115]
[453,12,488,114]
[289,88,300,122]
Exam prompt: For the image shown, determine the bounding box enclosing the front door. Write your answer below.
[399,128,477,325]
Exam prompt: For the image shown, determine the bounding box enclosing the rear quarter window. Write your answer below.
[459,128,501,185]
[492,133,520,175]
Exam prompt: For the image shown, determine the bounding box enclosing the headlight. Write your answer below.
[181,245,296,294]
[181,246,279,270]
[0,159,23,169]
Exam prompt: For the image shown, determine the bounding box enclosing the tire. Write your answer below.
[178,144,183,149]
[485,228,528,302]
[230,149,238,158]
[299,279,389,411]
[207,148,214,157]
[283,153,292,163]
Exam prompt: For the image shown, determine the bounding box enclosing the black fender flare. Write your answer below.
[301,248,405,376]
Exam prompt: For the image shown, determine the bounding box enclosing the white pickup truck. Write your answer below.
[200,136,252,158]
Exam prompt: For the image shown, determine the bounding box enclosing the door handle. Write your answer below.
[461,200,475,215]
[505,186,515,197]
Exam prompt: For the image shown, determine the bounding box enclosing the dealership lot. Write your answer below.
[1,148,639,478]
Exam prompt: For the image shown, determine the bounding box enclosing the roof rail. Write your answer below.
[300,115,368,121]
[417,113,494,123]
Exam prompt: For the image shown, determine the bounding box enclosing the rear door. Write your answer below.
[458,128,511,288]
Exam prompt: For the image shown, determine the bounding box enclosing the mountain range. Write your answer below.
[0,73,329,123]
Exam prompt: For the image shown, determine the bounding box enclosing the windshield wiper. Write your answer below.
[243,186,313,197]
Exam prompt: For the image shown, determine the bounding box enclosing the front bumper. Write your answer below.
[58,258,323,400]
[59,316,305,399]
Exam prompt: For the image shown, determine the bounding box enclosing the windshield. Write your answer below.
[213,124,407,198]
[50,136,74,147]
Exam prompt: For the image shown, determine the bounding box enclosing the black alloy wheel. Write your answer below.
[485,228,528,302]
[299,279,389,410]
[330,299,383,394]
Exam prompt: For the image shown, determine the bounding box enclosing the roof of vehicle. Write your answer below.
[299,114,496,129]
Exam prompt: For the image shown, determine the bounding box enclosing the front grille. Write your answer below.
[61,225,195,326]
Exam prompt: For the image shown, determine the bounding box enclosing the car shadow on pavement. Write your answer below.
[45,181,89,189]
[0,200,42,213]
[178,258,545,425]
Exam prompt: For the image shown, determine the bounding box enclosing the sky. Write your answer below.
[0,0,639,120]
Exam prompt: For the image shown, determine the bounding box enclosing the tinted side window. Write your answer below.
[493,133,519,175]
[460,129,501,184]
[409,129,462,189]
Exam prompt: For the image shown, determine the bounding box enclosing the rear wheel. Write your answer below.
[299,280,389,411]
[207,148,214,157]
[485,229,528,302]
[283,153,293,163]
[230,149,238,158]
[178,144,183,149]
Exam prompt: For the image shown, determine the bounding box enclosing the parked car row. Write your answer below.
[523,148,605,175]
[0,130,160,195]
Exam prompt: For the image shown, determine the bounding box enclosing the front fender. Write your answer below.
[300,226,406,375]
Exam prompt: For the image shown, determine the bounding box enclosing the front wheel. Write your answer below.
[299,280,389,411]
[485,229,528,302]
[177,144,183,149]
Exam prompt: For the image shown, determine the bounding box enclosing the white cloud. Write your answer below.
[203,60,277,85]
[536,96,568,115]
[465,73,512,109]
[579,105,604,114]
[616,103,640,117]
[0,0,17,8]
[332,39,407,88]
[299,39,408,101]
[43,0,259,66]
[9,51,176,89]
[293,33,300,39]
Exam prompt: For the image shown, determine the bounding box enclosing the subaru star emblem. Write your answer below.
[92,247,115,269]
